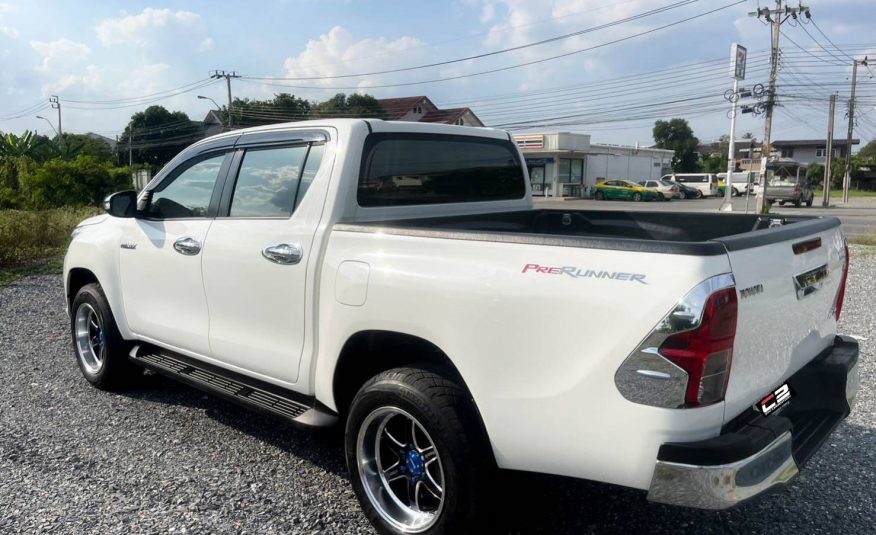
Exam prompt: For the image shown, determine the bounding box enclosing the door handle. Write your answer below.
[262,243,303,265]
[173,237,201,256]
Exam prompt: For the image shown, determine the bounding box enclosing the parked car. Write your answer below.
[768,174,816,207]
[591,179,660,201]
[638,179,682,200]
[717,180,744,197]
[662,173,719,198]
[718,171,755,197]
[671,180,702,199]
[65,119,857,534]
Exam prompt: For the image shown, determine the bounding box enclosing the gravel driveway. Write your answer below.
[1,249,873,534]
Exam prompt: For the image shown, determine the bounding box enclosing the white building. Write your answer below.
[513,132,675,197]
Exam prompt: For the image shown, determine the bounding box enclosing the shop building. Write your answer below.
[513,133,675,197]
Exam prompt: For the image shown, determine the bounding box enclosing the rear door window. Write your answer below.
[358,134,525,207]
[230,146,309,218]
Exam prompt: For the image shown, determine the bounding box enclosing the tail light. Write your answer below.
[833,241,850,321]
[614,275,738,408]
[659,287,738,405]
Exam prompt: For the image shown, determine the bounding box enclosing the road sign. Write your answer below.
[731,43,747,80]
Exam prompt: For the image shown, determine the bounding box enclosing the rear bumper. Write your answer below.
[647,335,859,510]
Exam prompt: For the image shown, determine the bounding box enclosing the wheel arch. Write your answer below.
[66,267,100,311]
[331,330,495,461]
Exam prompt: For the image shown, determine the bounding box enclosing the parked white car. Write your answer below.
[638,179,683,199]
[65,120,858,534]
[662,173,719,198]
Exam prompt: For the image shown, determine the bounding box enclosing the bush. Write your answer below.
[17,156,133,209]
[0,207,100,265]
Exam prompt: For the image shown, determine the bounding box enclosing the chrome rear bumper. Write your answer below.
[647,335,858,510]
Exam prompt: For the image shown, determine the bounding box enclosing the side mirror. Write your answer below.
[103,190,138,218]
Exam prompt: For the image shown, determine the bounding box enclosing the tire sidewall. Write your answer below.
[70,284,129,387]
[346,379,475,535]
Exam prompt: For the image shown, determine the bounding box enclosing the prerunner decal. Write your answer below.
[521,263,648,284]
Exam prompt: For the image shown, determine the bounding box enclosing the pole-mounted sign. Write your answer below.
[731,43,747,80]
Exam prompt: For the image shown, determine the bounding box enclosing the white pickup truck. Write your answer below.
[64,119,859,534]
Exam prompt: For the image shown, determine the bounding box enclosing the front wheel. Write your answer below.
[346,367,488,535]
[805,197,813,207]
[633,192,643,202]
[70,283,140,389]
[595,191,605,200]
[694,190,703,199]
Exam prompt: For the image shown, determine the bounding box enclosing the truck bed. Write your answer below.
[338,209,841,255]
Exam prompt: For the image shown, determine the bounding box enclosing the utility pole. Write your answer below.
[823,93,836,207]
[49,95,62,146]
[842,57,868,202]
[749,1,810,213]
[210,70,240,129]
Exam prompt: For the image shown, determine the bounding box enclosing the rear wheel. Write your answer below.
[633,192,643,202]
[346,367,488,535]
[694,190,703,199]
[595,191,605,200]
[805,197,813,207]
[71,283,140,389]
[733,187,741,196]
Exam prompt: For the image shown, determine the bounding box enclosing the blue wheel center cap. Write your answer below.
[405,450,425,478]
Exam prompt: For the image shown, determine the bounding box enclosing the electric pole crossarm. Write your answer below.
[210,70,240,129]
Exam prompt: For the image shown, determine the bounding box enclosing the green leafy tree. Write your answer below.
[310,93,383,119]
[858,140,876,161]
[701,154,726,173]
[118,106,199,168]
[652,118,701,172]
[229,93,312,127]
[18,156,132,209]
[57,133,114,162]
[0,131,44,159]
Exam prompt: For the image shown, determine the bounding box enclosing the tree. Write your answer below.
[58,133,114,162]
[0,131,44,160]
[229,93,311,127]
[858,140,876,161]
[118,106,199,168]
[652,119,700,172]
[17,156,131,209]
[310,93,383,119]
[701,154,726,173]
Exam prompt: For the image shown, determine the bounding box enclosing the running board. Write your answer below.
[130,345,337,427]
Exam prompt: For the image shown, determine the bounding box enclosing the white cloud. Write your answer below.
[30,38,90,73]
[51,64,102,93]
[281,26,431,94]
[198,37,214,52]
[0,26,17,38]
[96,8,210,51]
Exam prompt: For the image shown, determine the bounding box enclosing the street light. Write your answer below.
[35,115,59,138]
[197,95,224,127]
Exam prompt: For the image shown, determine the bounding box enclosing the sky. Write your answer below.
[0,0,874,148]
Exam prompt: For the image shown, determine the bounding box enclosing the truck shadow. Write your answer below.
[118,376,875,534]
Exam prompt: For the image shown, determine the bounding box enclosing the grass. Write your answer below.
[848,234,876,246]
[814,189,876,198]
[0,206,101,287]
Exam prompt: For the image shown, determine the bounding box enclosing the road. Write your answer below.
[536,195,876,237]
[0,254,874,533]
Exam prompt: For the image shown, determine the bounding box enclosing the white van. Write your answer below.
[662,173,719,198]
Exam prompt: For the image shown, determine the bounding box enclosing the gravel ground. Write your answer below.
[0,247,873,534]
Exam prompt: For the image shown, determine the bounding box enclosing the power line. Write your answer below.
[239,0,749,91]
[248,0,702,81]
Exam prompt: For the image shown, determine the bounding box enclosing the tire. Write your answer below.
[346,367,489,535]
[805,197,813,207]
[633,192,643,202]
[694,190,703,199]
[595,191,605,200]
[70,283,140,389]
[733,187,741,197]
[794,199,802,208]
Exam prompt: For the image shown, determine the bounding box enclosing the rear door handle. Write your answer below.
[262,243,302,265]
[173,237,201,256]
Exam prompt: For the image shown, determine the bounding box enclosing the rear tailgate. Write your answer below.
[716,218,846,423]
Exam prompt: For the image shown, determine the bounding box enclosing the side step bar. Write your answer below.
[130,345,337,427]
